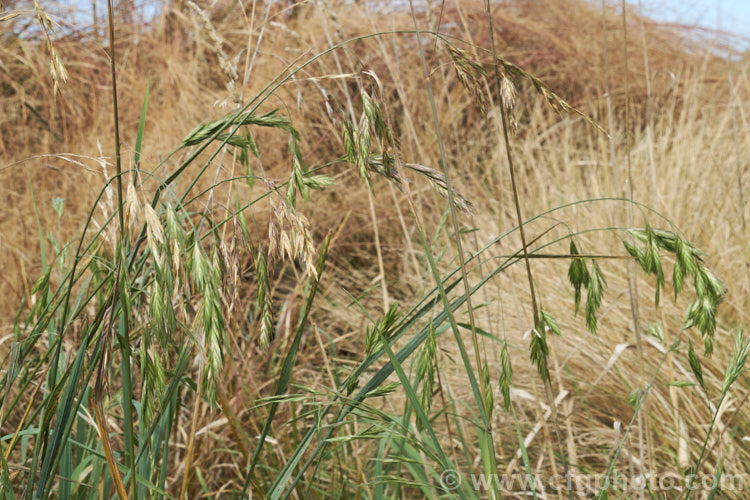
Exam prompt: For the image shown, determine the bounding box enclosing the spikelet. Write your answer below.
[268,198,317,279]
[255,248,273,350]
[143,203,165,269]
[90,142,117,252]
[186,1,240,104]
[32,1,67,95]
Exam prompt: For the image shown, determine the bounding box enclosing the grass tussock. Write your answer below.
[1,0,749,498]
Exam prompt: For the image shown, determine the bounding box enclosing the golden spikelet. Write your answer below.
[268,198,317,279]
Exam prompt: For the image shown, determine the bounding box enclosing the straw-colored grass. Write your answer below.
[1,0,749,498]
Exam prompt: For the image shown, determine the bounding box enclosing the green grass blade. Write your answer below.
[376,323,471,499]
[134,81,149,171]
[243,234,331,493]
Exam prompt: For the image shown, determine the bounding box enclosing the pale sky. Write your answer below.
[639,0,750,41]
[58,0,750,50]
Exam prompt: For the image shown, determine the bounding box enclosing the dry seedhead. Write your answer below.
[0,2,67,93]
[219,235,240,319]
[176,100,331,355]
[143,203,165,269]
[187,1,240,105]
[165,203,185,286]
[268,196,317,279]
[403,162,472,214]
[446,45,491,119]
[91,147,118,253]
[30,1,67,95]
[125,182,141,237]
[445,41,608,137]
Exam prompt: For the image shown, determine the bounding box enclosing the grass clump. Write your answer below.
[1,0,749,498]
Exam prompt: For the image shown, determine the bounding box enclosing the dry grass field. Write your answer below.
[1,0,749,498]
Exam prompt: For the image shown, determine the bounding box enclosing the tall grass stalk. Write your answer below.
[484,1,574,496]
[619,6,647,497]
[728,51,746,232]
[408,1,500,496]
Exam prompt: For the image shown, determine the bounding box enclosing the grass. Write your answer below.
[1,0,749,498]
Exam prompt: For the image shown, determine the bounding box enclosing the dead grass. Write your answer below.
[1,0,749,497]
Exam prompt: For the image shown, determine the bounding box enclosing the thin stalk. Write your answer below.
[595,335,680,500]
[25,1,128,494]
[601,0,621,193]
[377,327,470,500]
[728,51,746,231]
[511,403,539,500]
[503,102,573,500]
[3,380,42,461]
[637,0,658,208]
[118,304,137,497]
[682,392,731,499]
[452,0,501,395]
[620,5,646,497]
[243,237,331,492]
[91,0,97,40]
[484,1,571,496]
[179,354,204,500]
[121,346,193,490]
[269,199,675,498]
[434,352,459,469]
[157,393,177,500]
[107,3,136,494]
[93,286,129,500]
[367,187,390,313]
[107,0,124,240]
[404,11,498,497]
[19,6,139,492]
[636,0,657,475]
[318,3,390,313]
[407,0,489,422]
[23,172,52,495]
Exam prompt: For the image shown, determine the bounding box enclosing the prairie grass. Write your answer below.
[1,0,749,498]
